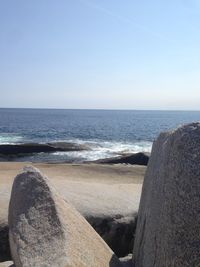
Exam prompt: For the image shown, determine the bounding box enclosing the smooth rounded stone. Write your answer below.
[0,262,14,267]
[0,220,11,262]
[9,166,122,267]
[133,123,200,267]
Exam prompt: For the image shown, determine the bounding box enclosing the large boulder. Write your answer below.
[9,166,122,267]
[1,207,137,262]
[133,123,200,267]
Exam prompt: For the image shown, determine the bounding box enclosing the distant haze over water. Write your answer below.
[0,108,200,162]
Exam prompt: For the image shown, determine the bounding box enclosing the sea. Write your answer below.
[0,108,200,162]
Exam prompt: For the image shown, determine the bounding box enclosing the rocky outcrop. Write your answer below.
[1,201,138,261]
[9,166,122,267]
[0,220,11,262]
[1,208,138,261]
[91,153,149,166]
[133,123,200,267]
[0,142,89,156]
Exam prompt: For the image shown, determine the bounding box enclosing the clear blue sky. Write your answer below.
[1,0,200,110]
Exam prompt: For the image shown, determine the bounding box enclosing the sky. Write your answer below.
[0,0,200,110]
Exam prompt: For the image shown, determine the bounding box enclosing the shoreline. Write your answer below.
[0,140,152,164]
[0,142,150,166]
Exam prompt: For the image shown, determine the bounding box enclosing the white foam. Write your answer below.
[53,139,152,162]
[0,133,23,144]
[0,134,152,162]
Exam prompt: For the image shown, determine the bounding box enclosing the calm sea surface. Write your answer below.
[0,109,200,162]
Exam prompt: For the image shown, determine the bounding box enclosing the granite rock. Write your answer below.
[133,123,200,267]
[9,166,122,267]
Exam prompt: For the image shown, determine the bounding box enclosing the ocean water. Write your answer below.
[0,108,200,162]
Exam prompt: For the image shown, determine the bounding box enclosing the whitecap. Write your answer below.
[0,133,23,144]
[51,139,152,162]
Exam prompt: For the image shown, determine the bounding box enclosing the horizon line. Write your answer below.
[0,107,200,112]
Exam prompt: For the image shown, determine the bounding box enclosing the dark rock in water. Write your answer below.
[91,153,149,166]
[47,142,89,151]
[0,142,89,156]
[9,166,122,267]
[0,221,11,262]
[133,123,200,267]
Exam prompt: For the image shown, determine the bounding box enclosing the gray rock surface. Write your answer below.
[133,123,200,267]
[9,166,122,267]
[1,207,137,261]
[55,180,140,257]
[0,220,11,262]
